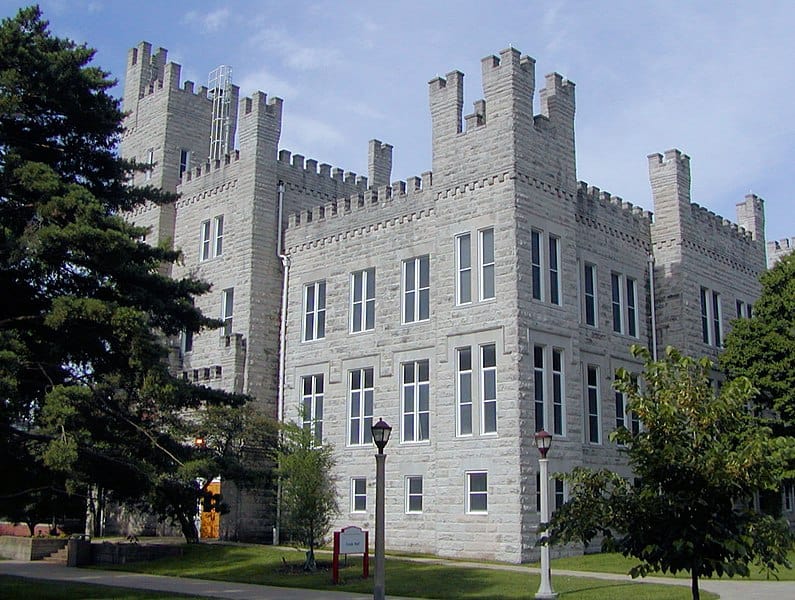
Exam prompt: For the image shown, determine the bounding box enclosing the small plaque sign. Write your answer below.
[339,526,365,554]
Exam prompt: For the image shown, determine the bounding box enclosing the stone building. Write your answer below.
[767,237,794,268]
[122,43,769,560]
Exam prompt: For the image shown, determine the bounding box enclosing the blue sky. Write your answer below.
[4,0,794,243]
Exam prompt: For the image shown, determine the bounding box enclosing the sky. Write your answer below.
[4,0,794,243]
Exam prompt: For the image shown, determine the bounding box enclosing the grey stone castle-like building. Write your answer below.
[122,43,771,561]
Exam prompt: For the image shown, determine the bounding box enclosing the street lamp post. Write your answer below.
[534,429,557,599]
[371,418,392,600]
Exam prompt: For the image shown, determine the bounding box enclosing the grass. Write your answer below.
[0,575,205,599]
[105,543,716,599]
[550,551,795,581]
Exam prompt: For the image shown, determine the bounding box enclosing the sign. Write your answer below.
[332,526,369,584]
[339,526,365,553]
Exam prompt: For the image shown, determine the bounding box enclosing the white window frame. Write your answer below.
[548,235,561,306]
[213,215,224,257]
[530,229,561,305]
[586,364,601,444]
[480,344,497,435]
[456,233,472,305]
[583,262,597,327]
[405,476,423,514]
[200,220,212,261]
[700,287,723,347]
[179,148,191,177]
[350,268,376,333]
[611,273,639,338]
[531,229,543,301]
[479,228,495,301]
[302,281,326,342]
[301,374,324,445]
[614,372,640,437]
[221,288,234,336]
[351,478,367,513]
[466,471,488,514]
[401,360,430,443]
[456,347,473,437]
[403,255,430,323]
[533,344,565,436]
[348,367,374,446]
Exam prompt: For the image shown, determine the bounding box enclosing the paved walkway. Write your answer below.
[3,556,795,599]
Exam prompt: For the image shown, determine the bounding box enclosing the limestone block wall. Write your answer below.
[284,171,525,562]
[768,237,794,268]
[649,151,766,361]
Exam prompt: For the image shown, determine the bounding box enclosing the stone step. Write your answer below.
[41,546,68,564]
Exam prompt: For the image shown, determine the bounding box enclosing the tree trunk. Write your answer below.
[25,519,35,537]
[691,569,700,600]
[177,510,199,543]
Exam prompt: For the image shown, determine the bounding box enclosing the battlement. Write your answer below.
[180,150,241,185]
[126,42,212,103]
[768,237,795,253]
[277,149,368,191]
[576,181,653,223]
[429,47,575,186]
[689,202,754,243]
[285,172,432,234]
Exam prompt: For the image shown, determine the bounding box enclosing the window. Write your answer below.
[736,300,752,319]
[466,472,487,513]
[180,329,193,354]
[214,215,224,257]
[530,229,561,305]
[700,287,723,347]
[179,148,191,177]
[403,256,430,323]
[784,483,794,513]
[351,268,375,332]
[586,364,601,444]
[351,478,366,512]
[456,228,495,305]
[301,374,324,444]
[615,373,640,436]
[479,228,495,301]
[402,360,430,442]
[303,281,326,341]
[221,288,234,336]
[456,343,498,437]
[145,148,154,181]
[456,348,473,436]
[348,368,374,445]
[583,263,597,326]
[201,221,212,261]
[534,345,565,436]
[611,273,638,337]
[200,216,225,261]
[456,233,472,305]
[481,344,497,434]
[548,236,560,305]
[406,476,423,513]
[554,478,565,511]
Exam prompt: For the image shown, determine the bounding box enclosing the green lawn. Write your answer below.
[106,543,714,599]
[550,551,795,581]
[0,575,205,599]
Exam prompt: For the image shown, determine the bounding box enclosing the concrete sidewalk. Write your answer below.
[3,556,795,599]
[0,560,402,599]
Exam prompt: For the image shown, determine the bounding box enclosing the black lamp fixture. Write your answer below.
[371,418,392,454]
[533,429,552,459]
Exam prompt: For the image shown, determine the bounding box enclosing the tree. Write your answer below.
[722,252,795,429]
[0,6,246,540]
[276,419,339,571]
[549,346,795,600]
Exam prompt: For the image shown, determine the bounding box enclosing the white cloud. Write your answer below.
[182,8,231,34]
[286,114,345,147]
[236,68,297,100]
[249,27,343,71]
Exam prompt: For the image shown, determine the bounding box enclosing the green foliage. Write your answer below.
[276,419,339,570]
[0,6,254,540]
[550,346,795,600]
[722,252,795,428]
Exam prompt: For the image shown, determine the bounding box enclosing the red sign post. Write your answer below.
[332,526,369,584]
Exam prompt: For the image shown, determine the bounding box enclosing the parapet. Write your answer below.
[368,140,393,187]
[277,149,368,193]
[576,181,653,225]
[125,41,214,105]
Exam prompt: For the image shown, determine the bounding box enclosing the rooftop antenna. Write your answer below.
[208,65,233,161]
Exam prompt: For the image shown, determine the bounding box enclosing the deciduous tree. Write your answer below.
[549,346,794,600]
